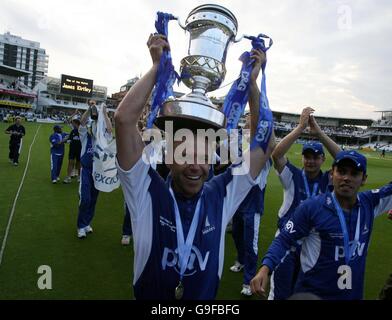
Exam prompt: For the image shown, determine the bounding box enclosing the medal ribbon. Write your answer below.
[331,192,361,265]
[302,170,319,199]
[169,188,203,282]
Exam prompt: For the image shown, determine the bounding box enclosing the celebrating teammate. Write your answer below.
[267,107,341,299]
[76,101,113,239]
[251,150,392,300]
[114,34,274,300]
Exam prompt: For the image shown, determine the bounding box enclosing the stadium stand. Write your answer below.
[0,64,36,119]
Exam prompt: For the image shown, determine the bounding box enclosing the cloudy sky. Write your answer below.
[1,0,391,119]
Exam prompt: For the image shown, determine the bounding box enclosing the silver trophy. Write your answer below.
[155,4,241,131]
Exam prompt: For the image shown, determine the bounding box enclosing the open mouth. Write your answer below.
[185,175,201,181]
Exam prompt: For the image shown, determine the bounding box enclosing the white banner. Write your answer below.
[92,105,120,192]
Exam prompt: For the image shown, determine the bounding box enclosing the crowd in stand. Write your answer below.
[0,78,34,93]
[373,119,392,127]
[274,121,368,137]
[372,128,392,134]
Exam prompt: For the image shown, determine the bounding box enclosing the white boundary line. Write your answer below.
[0,125,41,267]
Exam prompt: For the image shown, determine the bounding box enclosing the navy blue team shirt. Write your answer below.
[262,183,392,300]
[276,160,331,230]
[117,143,271,300]
[49,132,68,155]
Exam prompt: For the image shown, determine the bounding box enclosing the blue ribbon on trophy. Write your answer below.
[222,51,252,133]
[223,33,273,153]
[247,34,274,153]
[146,12,179,129]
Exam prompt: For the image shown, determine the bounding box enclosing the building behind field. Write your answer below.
[0,32,48,89]
[0,32,48,117]
[0,64,36,117]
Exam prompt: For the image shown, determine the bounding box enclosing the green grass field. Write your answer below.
[0,122,391,300]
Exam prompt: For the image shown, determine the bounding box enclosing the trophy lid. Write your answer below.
[186,4,238,35]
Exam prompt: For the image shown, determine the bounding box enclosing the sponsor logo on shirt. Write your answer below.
[285,220,296,234]
[160,216,176,233]
[334,241,366,261]
[202,215,215,235]
[93,172,119,185]
[329,232,344,239]
[362,223,369,235]
[161,246,210,276]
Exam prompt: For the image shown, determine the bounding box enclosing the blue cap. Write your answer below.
[53,125,62,130]
[333,150,367,173]
[302,142,324,155]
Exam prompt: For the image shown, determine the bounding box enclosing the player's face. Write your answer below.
[331,162,367,199]
[168,137,211,198]
[302,152,324,175]
[15,118,21,125]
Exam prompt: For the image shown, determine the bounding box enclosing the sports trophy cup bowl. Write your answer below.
[154,4,240,131]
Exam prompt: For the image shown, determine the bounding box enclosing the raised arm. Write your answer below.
[102,104,113,135]
[309,115,341,158]
[115,34,170,171]
[68,109,79,125]
[272,107,314,173]
[80,108,90,127]
[247,49,275,180]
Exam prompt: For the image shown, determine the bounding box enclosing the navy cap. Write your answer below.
[53,125,62,130]
[333,150,367,173]
[302,142,324,155]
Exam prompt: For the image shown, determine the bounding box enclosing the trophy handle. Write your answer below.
[233,34,251,43]
[174,16,186,30]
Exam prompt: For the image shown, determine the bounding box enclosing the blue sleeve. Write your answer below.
[262,200,313,272]
[49,134,58,144]
[360,181,392,218]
